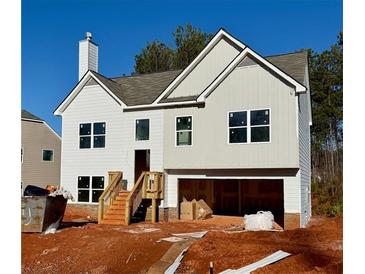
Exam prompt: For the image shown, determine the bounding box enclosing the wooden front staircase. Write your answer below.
[99,190,129,225]
[98,171,164,225]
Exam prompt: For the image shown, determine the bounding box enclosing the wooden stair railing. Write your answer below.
[125,171,164,225]
[98,171,124,224]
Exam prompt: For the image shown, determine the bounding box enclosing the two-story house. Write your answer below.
[21,109,61,192]
[54,29,312,229]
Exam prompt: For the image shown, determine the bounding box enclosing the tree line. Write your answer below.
[134,25,343,216]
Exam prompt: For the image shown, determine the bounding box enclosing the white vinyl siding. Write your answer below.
[298,67,312,227]
[167,38,240,99]
[60,83,164,203]
[164,64,299,169]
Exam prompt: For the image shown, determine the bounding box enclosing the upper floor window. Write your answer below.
[42,149,54,161]
[135,119,150,141]
[250,109,270,143]
[93,122,106,148]
[228,111,247,143]
[228,109,270,144]
[176,116,192,146]
[79,122,106,149]
[79,123,91,148]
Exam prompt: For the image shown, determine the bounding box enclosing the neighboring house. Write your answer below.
[21,109,61,191]
[54,29,312,228]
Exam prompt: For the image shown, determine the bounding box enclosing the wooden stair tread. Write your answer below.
[100,219,126,225]
[103,214,125,220]
[109,205,126,210]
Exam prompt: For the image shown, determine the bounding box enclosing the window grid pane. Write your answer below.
[93,136,105,148]
[176,117,192,131]
[93,122,106,135]
[78,190,89,202]
[78,176,90,188]
[177,131,192,146]
[92,176,104,189]
[136,119,150,141]
[229,111,247,127]
[251,109,270,126]
[229,128,247,143]
[80,137,91,149]
[80,123,91,135]
[251,126,270,142]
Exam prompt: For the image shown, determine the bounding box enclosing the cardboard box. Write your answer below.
[180,201,196,220]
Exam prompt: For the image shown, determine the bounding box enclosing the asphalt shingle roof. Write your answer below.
[21,109,43,121]
[90,50,307,106]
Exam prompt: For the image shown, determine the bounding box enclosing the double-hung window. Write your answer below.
[228,109,270,144]
[176,116,192,146]
[228,111,248,143]
[250,109,270,142]
[79,122,106,148]
[77,176,105,203]
[135,119,150,141]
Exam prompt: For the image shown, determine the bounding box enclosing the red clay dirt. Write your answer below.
[22,211,342,274]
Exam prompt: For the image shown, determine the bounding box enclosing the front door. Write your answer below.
[134,150,150,181]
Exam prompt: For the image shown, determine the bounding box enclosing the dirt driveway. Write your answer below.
[21,215,342,273]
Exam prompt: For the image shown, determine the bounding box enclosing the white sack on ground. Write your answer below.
[244,211,274,231]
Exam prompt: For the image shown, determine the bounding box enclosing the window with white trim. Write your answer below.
[228,109,270,144]
[176,116,192,146]
[228,111,247,143]
[250,109,270,142]
[135,119,150,141]
[77,176,105,203]
[79,122,106,149]
[42,149,54,161]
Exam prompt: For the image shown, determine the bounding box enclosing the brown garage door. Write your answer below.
[179,179,284,228]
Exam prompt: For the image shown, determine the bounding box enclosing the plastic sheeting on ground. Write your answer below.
[244,211,274,231]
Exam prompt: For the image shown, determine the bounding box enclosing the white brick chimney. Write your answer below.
[79,32,98,80]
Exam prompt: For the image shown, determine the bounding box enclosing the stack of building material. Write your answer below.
[180,200,196,220]
[180,199,212,220]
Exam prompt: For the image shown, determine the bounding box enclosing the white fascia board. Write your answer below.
[54,71,125,116]
[246,48,307,93]
[123,100,203,111]
[197,48,248,102]
[197,47,307,102]
[151,29,246,105]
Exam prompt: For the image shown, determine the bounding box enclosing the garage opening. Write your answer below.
[178,179,284,228]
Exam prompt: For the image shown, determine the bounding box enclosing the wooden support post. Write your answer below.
[152,198,157,223]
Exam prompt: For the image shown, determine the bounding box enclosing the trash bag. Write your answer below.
[23,185,50,196]
[244,211,274,231]
[48,189,74,201]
